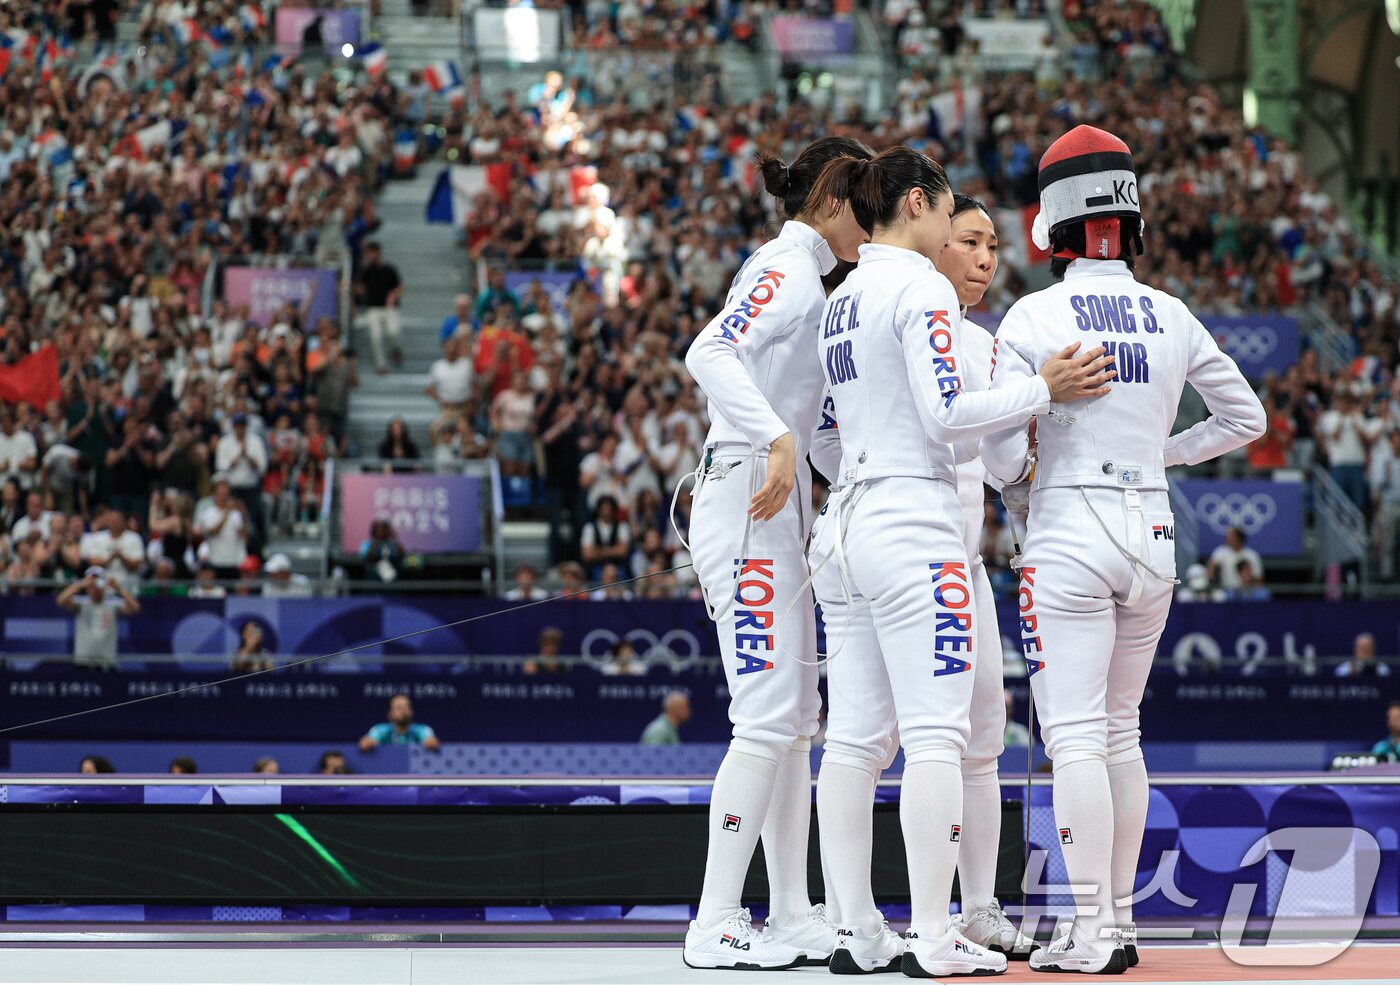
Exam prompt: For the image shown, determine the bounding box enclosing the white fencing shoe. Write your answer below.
[901,924,1008,977]
[1116,924,1138,967]
[829,921,905,974]
[683,907,806,970]
[954,900,1036,960]
[1027,921,1128,975]
[764,903,838,966]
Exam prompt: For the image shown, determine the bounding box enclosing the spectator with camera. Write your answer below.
[57,566,140,670]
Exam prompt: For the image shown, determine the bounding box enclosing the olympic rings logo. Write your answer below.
[578,628,704,669]
[1218,326,1278,363]
[1195,492,1277,534]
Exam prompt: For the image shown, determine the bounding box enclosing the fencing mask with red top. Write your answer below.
[1029,124,1143,262]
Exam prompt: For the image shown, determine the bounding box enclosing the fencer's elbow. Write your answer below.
[1240,400,1268,441]
[985,460,1027,486]
[981,447,1026,486]
[683,344,716,391]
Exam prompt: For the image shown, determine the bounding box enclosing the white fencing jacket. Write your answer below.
[819,243,1050,488]
[981,258,1267,491]
[685,221,836,487]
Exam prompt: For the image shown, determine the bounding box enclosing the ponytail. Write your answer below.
[805,157,873,230]
[812,147,951,233]
[757,135,874,219]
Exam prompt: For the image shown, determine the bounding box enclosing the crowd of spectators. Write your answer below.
[5,0,1400,603]
[400,0,1400,600]
[78,747,355,775]
[0,2,414,595]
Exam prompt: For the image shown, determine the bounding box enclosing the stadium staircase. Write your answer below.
[374,0,463,79]
[346,169,464,456]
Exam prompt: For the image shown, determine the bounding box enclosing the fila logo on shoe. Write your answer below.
[837,929,855,938]
[720,934,752,951]
[723,814,742,832]
[1059,827,1074,845]
[954,940,972,954]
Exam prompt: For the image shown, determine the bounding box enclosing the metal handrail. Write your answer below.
[1310,464,1370,582]
[1300,302,1355,375]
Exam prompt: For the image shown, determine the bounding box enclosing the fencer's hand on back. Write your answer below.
[1038,342,1116,403]
[749,431,796,520]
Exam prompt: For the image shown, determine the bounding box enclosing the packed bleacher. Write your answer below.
[2,0,1399,604]
[428,0,1400,598]
[0,1,399,593]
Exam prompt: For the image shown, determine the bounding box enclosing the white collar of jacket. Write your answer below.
[1062,258,1132,279]
[856,242,935,271]
[779,220,838,276]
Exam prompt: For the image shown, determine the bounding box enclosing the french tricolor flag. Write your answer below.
[394,128,417,173]
[174,18,201,45]
[360,43,387,79]
[238,4,266,32]
[422,59,462,94]
[36,37,58,83]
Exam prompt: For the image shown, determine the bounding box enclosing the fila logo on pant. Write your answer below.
[929,562,973,677]
[950,824,962,843]
[1059,827,1074,845]
[1018,566,1046,676]
[723,814,742,832]
[731,558,776,675]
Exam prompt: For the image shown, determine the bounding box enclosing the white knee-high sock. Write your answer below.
[817,760,882,934]
[762,738,814,927]
[1053,758,1116,934]
[957,759,1001,912]
[901,759,963,937]
[1107,754,1149,927]
[697,744,781,928]
[820,767,878,925]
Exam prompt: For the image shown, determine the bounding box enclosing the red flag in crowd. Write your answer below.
[0,345,62,407]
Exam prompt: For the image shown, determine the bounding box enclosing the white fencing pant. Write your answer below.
[365,306,402,371]
[689,447,820,748]
[957,553,1006,912]
[1018,485,1175,933]
[689,445,819,926]
[813,476,974,936]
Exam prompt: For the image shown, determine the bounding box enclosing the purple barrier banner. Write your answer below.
[0,597,1394,675]
[222,267,339,329]
[275,8,361,55]
[339,475,482,554]
[1202,315,1299,377]
[503,270,582,318]
[1175,479,1304,556]
[771,16,855,56]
